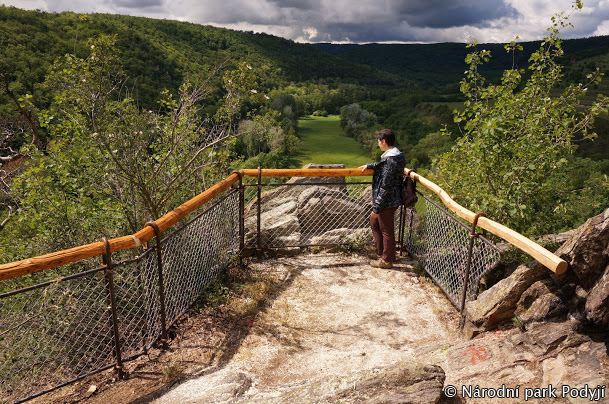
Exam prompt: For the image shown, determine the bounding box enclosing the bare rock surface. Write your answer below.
[515,279,567,324]
[555,208,609,288]
[585,264,609,326]
[151,253,608,404]
[465,261,549,332]
[427,320,609,404]
[153,253,458,404]
[243,163,372,249]
[245,362,446,404]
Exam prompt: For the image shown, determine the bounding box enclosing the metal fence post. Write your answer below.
[145,222,169,350]
[400,170,416,256]
[233,171,245,259]
[101,237,125,379]
[398,205,405,255]
[459,212,486,329]
[256,166,262,252]
[406,206,414,251]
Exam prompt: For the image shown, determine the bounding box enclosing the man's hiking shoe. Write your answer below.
[369,259,393,269]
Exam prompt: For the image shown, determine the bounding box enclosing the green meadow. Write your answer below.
[296,115,372,168]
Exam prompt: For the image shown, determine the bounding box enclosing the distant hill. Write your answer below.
[315,36,609,86]
[0,6,396,111]
[3,5,609,107]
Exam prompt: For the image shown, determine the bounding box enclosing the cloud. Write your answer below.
[2,0,609,43]
[111,0,163,8]
[268,0,320,11]
[394,0,519,28]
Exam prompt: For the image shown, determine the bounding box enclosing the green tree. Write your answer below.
[435,2,608,236]
[339,103,377,138]
[1,35,260,261]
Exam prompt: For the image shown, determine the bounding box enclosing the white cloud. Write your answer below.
[593,19,609,35]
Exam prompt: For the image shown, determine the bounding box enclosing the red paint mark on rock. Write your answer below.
[465,346,488,364]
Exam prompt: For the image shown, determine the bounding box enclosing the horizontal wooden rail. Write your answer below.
[0,167,567,281]
[240,168,371,177]
[404,169,567,275]
[0,173,240,281]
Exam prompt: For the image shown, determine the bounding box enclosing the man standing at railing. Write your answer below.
[359,129,406,269]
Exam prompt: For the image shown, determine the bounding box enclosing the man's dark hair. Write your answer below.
[376,128,395,146]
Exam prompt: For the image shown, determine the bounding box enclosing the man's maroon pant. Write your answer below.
[370,206,398,263]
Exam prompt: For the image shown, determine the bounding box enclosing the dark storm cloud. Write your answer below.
[312,0,519,41]
[398,0,519,28]
[293,0,520,42]
[268,0,320,10]
[111,0,163,7]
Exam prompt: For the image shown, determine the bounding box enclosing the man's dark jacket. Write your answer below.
[366,148,406,214]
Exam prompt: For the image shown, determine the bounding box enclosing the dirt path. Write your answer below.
[152,252,461,403]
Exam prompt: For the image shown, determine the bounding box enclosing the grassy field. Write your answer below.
[295,115,372,168]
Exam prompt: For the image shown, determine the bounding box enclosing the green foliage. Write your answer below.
[0,5,391,114]
[3,3,609,261]
[200,278,232,307]
[0,36,261,261]
[403,131,454,170]
[339,103,377,138]
[315,31,609,88]
[435,6,609,236]
[238,149,294,169]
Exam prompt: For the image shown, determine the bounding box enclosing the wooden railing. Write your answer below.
[0,167,567,281]
[404,170,567,274]
[0,166,569,404]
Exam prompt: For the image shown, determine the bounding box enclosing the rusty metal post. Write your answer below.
[459,213,486,329]
[256,166,262,252]
[398,205,405,256]
[406,206,415,254]
[233,171,245,258]
[400,169,416,256]
[145,222,169,350]
[101,237,125,379]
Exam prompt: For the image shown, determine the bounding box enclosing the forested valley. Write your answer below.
[1,4,609,265]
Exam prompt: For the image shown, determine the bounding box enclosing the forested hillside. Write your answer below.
[315,36,609,86]
[0,6,394,113]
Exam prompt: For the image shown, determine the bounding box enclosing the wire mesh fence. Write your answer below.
[243,177,373,249]
[0,172,504,403]
[0,189,239,404]
[401,190,502,308]
[0,266,119,402]
[160,190,240,326]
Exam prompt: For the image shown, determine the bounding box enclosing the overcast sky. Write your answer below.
[2,0,609,43]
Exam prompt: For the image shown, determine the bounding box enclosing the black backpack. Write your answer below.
[401,172,418,208]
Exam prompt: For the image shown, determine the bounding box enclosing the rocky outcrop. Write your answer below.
[515,279,567,324]
[244,197,300,247]
[437,320,608,403]
[287,163,349,186]
[244,164,372,249]
[585,264,609,326]
[555,208,609,288]
[466,208,609,333]
[246,362,446,404]
[308,227,370,245]
[465,261,549,332]
[297,186,369,240]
